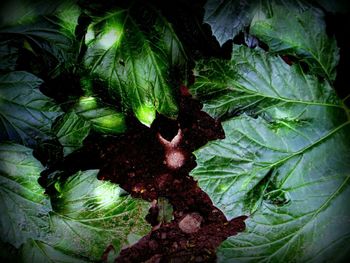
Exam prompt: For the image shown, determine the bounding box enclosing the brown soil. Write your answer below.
[40,86,247,262]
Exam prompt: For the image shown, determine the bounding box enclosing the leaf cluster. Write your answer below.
[0,0,349,262]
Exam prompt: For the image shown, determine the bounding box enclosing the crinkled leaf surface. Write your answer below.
[0,143,52,248]
[250,2,339,81]
[49,170,150,260]
[190,46,350,262]
[203,0,338,80]
[19,239,86,263]
[53,111,90,157]
[0,71,62,147]
[204,0,254,46]
[84,7,186,126]
[0,144,150,261]
[191,46,341,119]
[215,119,350,263]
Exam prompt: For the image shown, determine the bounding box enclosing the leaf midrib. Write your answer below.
[196,79,342,109]
[195,120,350,212]
[223,119,350,184]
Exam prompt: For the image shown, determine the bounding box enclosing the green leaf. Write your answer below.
[53,111,90,157]
[215,118,350,262]
[190,46,350,262]
[49,170,150,260]
[203,0,255,46]
[0,146,149,261]
[0,0,74,27]
[0,71,62,147]
[191,45,341,119]
[74,96,126,135]
[250,2,339,80]
[157,197,174,224]
[192,115,350,216]
[19,239,86,263]
[0,3,80,77]
[54,2,81,37]
[0,143,52,248]
[84,7,186,126]
[203,0,338,80]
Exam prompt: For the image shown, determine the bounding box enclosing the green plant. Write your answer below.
[0,0,349,262]
[192,0,350,262]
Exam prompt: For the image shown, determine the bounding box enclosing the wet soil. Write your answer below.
[39,87,247,262]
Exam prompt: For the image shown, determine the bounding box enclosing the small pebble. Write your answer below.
[178,213,203,234]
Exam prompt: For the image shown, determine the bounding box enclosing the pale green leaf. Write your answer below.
[0,143,52,248]
[0,71,62,147]
[49,170,150,260]
[55,2,81,37]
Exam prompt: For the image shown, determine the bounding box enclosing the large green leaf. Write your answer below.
[191,45,340,119]
[0,71,62,147]
[84,6,187,126]
[19,239,86,263]
[215,118,350,262]
[250,2,339,81]
[0,143,52,248]
[0,143,150,261]
[49,170,151,260]
[190,46,350,262]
